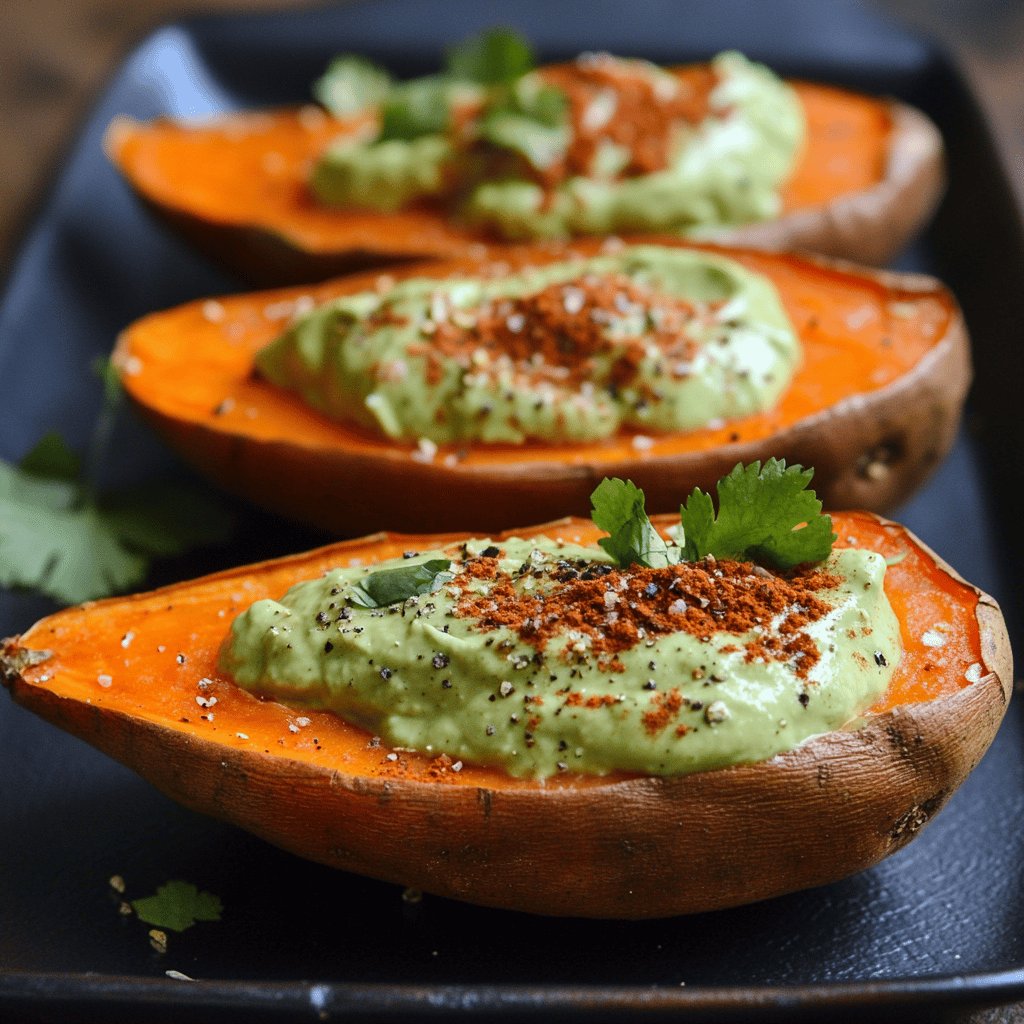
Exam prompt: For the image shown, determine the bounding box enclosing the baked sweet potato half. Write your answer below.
[113,240,970,535]
[105,71,943,285]
[0,511,1010,918]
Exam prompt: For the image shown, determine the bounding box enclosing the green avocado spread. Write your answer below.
[310,40,805,240]
[220,537,900,780]
[256,245,800,444]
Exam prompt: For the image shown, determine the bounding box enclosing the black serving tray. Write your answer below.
[2,1,1024,1021]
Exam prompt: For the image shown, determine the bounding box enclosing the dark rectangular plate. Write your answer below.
[2,1,1024,1020]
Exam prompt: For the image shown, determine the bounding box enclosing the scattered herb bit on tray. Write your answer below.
[131,880,223,933]
[0,359,231,604]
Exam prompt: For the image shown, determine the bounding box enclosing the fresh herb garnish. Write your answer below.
[591,460,835,572]
[590,478,679,569]
[378,76,456,142]
[316,28,547,143]
[314,55,393,117]
[444,27,536,85]
[478,83,569,170]
[348,558,453,609]
[680,460,835,569]
[0,362,232,605]
[131,881,222,933]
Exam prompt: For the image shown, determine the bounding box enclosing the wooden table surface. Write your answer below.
[1,1,1022,1020]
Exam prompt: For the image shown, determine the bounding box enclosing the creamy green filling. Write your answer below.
[220,538,900,780]
[311,51,804,239]
[256,245,800,444]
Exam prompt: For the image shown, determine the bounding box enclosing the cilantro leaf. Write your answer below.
[314,55,393,117]
[18,432,81,480]
[320,29,536,144]
[479,85,569,170]
[0,493,144,604]
[590,478,677,569]
[348,559,453,608]
[0,437,232,605]
[478,113,567,170]
[378,76,454,141]
[131,881,222,933]
[444,28,535,85]
[679,459,835,569]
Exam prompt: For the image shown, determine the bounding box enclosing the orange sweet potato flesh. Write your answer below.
[105,77,944,284]
[0,512,1012,917]
[114,239,970,535]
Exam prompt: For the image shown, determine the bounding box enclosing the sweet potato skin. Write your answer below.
[0,515,1012,918]
[105,89,943,285]
[113,244,971,534]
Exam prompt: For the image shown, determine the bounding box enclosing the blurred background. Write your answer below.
[1,0,1022,280]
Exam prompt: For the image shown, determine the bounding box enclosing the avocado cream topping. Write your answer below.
[311,46,804,239]
[256,245,800,444]
[221,537,900,779]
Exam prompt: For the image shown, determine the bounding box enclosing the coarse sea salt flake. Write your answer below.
[201,300,226,323]
[845,305,875,330]
[562,286,586,315]
[922,629,947,648]
[888,301,917,319]
[97,674,113,688]
[411,438,438,463]
[965,662,984,683]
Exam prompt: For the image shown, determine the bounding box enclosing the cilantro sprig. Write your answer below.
[444,27,536,85]
[590,460,835,572]
[680,461,835,568]
[590,478,680,569]
[316,28,537,121]
[348,559,453,609]
[478,82,569,170]
[313,55,393,117]
[314,28,568,162]
[0,360,232,605]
